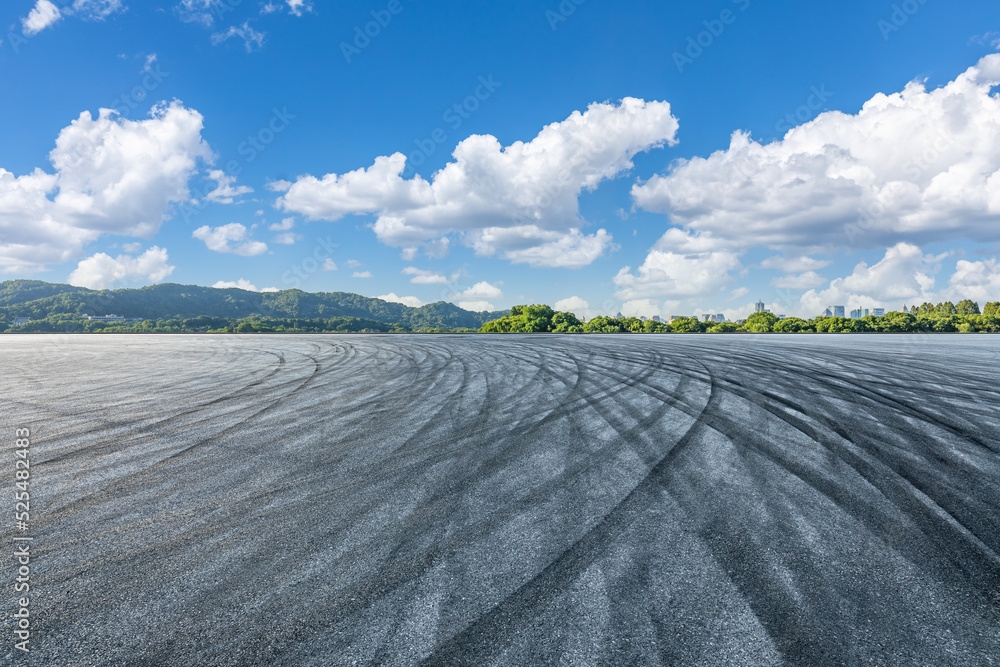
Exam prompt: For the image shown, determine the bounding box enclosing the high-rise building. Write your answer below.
[822,308,833,318]
[651,316,662,322]
[833,305,845,318]
[755,300,766,313]
[850,308,863,319]
[872,308,885,317]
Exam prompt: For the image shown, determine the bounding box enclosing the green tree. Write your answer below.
[669,317,705,333]
[741,312,780,333]
[552,312,583,333]
[955,299,980,315]
[582,316,628,333]
[876,311,917,332]
[983,302,999,318]
[936,301,957,315]
[773,317,811,333]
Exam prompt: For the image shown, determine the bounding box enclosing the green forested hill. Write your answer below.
[0,280,506,332]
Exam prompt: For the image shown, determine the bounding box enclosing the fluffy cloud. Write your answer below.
[211,21,265,51]
[269,217,295,231]
[450,281,503,301]
[352,271,372,279]
[458,301,496,312]
[797,243,944,315]
[633,54,1000,253]
[0,102,211,273]
[22,0,62,35]
[378,293,424,308]
[613,229,742,300]
[402,267,450,285]
[21,0,123,35]
[192,223,268,256]
[272,233,299,245]
[213,280,251,290]
[940,258,1000,303]
[204,170,253,203]
[322,258,337,271]
[553,296,592,319]
[68,246,174,289]
[285,0,312,16]
[276,98,679,268]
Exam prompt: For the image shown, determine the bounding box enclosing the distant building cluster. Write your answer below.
[12,317,31,327]
[822,306,885,319]
[85,314,145,323]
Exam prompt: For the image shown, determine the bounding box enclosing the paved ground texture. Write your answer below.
[2,334,999,666]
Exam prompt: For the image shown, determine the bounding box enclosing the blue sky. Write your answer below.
[2,0,999,318]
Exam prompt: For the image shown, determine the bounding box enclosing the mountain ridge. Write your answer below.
[0,280,507,331]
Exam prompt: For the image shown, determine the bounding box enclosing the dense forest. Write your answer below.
[0,281,506,333]
[479,302,1000,334]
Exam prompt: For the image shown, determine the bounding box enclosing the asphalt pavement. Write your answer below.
[2,334,998,665]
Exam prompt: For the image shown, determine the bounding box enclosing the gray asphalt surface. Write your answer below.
[2,334,999,666]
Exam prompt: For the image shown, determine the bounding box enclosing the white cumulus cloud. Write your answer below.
[276,98,679,268]
[378,293,425,308]
[0,102,212,273]
[204,169,253,203]
[632,54,1000,253]
[941,258,1000,303]
[22,0,125,35]
[554,296,591,317]
[458,301,496,312]
[403,267,451,285]
[192,223,268,256]
[613,229,743,301]
[68,246,174,290]
[212,279,259,291]
[797,243,945,315]
[22,0,62,35]
[450,281,503,301]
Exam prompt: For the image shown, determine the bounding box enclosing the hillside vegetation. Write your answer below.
[0,281,506,333]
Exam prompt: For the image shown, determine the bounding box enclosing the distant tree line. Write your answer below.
[479,305,672,334]
[478,301,1000,334]
[0,280,506,333]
